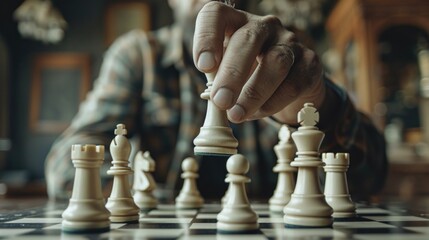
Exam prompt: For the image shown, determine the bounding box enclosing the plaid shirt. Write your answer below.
[45,25,387,201]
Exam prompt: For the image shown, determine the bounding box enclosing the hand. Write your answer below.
[193,2,326,125]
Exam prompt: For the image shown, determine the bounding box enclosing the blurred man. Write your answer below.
[45,0,387,201]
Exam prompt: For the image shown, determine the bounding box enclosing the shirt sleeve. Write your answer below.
[45,30,147,200]
[321,77,388,201]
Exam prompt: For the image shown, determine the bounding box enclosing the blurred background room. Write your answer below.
[1,0,429,205]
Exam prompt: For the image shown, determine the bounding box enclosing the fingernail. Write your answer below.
[228,105,246,122]
[197,52,215,70]
[213,88,234,109]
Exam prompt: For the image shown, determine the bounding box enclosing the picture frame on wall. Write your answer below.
[29,53,91,133]
[105,1,151,46]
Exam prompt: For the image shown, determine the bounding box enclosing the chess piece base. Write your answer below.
[284,214,332,228]
[216,221,259,233]
[134,192,158,210]
[105,198,140,223]
[217,205,259,232]
[62,220,110,233]
[175,195,204,209]
[284,194,333,227]
[269,195,291,213]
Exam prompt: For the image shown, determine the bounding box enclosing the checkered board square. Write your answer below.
[1,202,429,239]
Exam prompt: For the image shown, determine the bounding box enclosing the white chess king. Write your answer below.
[283,103,333,227]
[193,72,238,156]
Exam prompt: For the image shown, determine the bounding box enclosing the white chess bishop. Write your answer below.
[105,124,140,222]
[322,152,356,218]
[269,124,297,213]
[283,103,333,227]
[217,154,259,233]
[133,151,158,210]
[175,157,204,209]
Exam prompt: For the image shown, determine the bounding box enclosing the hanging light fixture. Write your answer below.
[13,0,67,44]
[259,0,326,31]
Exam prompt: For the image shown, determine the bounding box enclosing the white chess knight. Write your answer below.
[175,157,204,209]
[217,154,259,233]
[269,125,297,213]
[133,151,158,210]
[105,124,140,223]
[322,152,356,218]
[283,103,333,227]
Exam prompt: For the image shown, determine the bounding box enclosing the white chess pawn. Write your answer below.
[105,124,140,223]
[322,152,356,218]
[175,157,204,209]
[283,103,333,227]
[221,178,230,205]
[62,144,110,233]
[133,151,158,211]
[269,125,297,213]
[217,154,259,233]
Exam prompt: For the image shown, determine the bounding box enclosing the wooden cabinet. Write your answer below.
[326,0,429,199]
[326,0,429,130]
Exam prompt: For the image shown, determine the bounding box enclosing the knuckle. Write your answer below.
[242,84,264,103]
[261,15,283,26]
[240,27,263,44]
[202,1,224,13]
[223,65,245,79]
[240,18,276,44]
[285,32,298,43]
[275,48,295,66]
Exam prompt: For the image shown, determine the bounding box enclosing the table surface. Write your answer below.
[1,197,429,239]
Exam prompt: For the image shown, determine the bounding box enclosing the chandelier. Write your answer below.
[13,0,67,44]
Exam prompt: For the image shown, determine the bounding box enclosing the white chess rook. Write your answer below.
[62,144,110,233]
[283,103,333,227]
[193,72,238,156]
[323,152,356,218]
[105,124,140,222]
[175,157,204,209]
[133,151,158,210]
[269,125,297,213]
[217,154,259,233]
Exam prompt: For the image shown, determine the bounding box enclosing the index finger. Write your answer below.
[193,2,248,72]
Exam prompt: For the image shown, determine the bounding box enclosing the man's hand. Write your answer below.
[193,1,326,125]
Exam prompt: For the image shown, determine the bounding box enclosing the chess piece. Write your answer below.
[175,157,204,209]
[133,151,158,210]
[322,152,356,218]
[269,125,297,213]
[62,144,110,233]
[105,124,140,223]
[217,154,259,233]
[221,178,230,205]
[193,72,238,156]
[283,103,333,227]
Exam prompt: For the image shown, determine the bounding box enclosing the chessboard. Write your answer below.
[1,202,429,239]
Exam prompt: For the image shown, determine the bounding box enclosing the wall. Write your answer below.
[1,0,173,182]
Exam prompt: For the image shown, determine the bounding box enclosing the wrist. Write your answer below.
[317,75,347,131]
